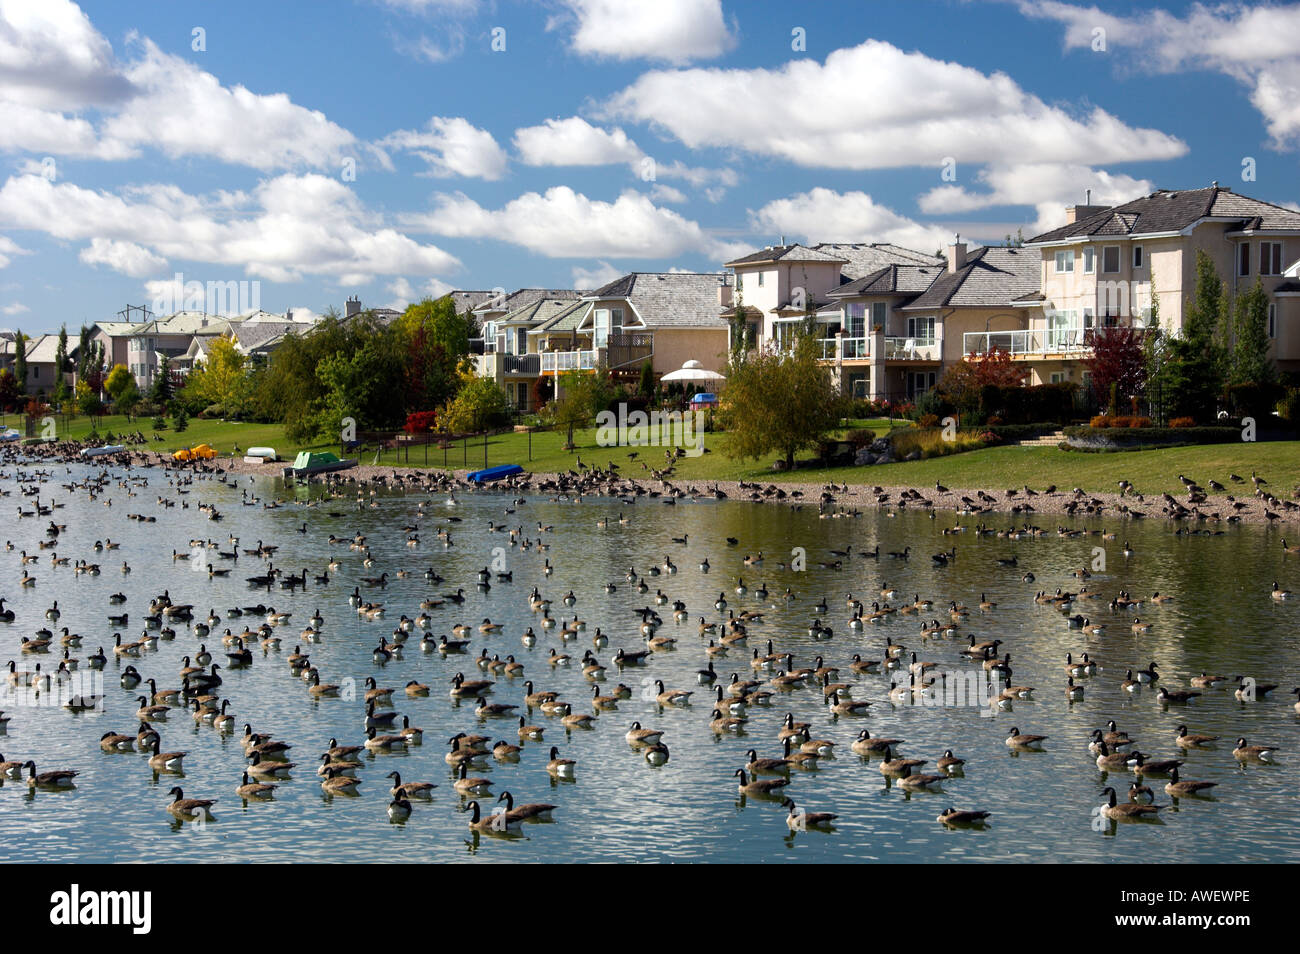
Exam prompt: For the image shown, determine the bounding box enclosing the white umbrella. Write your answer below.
[660,359,725,383]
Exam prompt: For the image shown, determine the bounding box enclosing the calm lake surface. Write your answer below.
[2,462,1298,863]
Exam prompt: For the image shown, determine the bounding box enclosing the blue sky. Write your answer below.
[2,0,1299,333]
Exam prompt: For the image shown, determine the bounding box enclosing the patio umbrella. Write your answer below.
[659,359,725,383]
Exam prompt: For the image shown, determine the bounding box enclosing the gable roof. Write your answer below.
[901,246,1040,311]
[827,263,946,299]
[447,290,496,315]
[814,243,945,279]
[724,244,847,267]
[472,288,584,317]
[497,297,587,327]
[589,271,729,328]
[1029,186,1300,244]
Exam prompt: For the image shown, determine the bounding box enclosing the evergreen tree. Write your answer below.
[53,325,69,407]
[1231,279,1274,387]
[12,331,26,394]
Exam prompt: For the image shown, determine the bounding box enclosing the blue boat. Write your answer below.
[468,464,524,484]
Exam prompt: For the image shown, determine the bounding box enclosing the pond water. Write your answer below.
[2,463,1297,863]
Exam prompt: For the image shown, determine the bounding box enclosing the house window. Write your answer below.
[611,307,624,340]
[1083,247,1095,274]
[1083,307,1095,330]
[1239,243,1251,276]
[516,328,527,354]
[907,316,935,343]
[1269,303,1277,339]
[871,302,887,331]
[757,272,765,287]
[1049,372,1068,384]
[1262,242,1283,276]
[735,272,743,292]
[593,309,609,348]
[1054,250,1073,274]
[846,303,866,338]
[1132,245,1144,269]
[1102,246,1121,273]
[906,371,937,400]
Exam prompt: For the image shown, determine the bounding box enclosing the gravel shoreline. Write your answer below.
[182,451,1300,528]
[8,442,1293,526]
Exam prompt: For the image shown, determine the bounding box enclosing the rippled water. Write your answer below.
[2,463,1297,863]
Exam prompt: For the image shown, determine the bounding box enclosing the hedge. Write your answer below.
[1063,425,1240,447]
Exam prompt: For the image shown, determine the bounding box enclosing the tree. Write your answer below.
[150,355,174,406]
[75,379,104,422]
[548,369,612,448]
[638,359,655,399]
[116,378,141,421]
[1231,279,1274,388]
[0,368,19,412]
[397,296,473,413]
[1085,327,1146,412]
[186,334,248,412]
[441,367,509,434]
[721,330,844,469]
[53,325,69,407]
[104,364,134,403]
[1163,249,1228,421]
[937,348,1028,416]
[76,326,92,383]
[12,331,26,394]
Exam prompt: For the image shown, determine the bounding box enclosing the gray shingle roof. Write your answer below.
[901,247,1040,311]
[827,263,945,298]
[472,288,584,316]
[1029,186,1300,244]
[233,321,297,352]
[814,243,944,279]
[589,272,729,328]
[724,244,847,267]
[529,300,590,334]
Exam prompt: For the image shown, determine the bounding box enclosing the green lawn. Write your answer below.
[11,410,1297,498]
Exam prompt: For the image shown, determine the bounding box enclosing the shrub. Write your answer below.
[403,410,439,434]
[918,413,941,429]
[152,415,167,430]
[1089,414,1112,428]
[844,428,876,448]
[1277,388,1300,423]
[173,407,188,432]
[1169,416,1196,429]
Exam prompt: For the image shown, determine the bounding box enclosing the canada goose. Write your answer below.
[898,764,946,791]
[387,771,437,800]
[1005,727,1047,750]
[518,717,545,742]
[1164,767,1218,797]
[1272,581,1291,601]
[23,761,77,788]
[1098,786,1161,820]
[99,731,135,752]
[545,746,576,778]
[1232,738,1279,762]
[167,786,216,817]
[1094,740,1135,771]
[851,730,904,756]
[462,799,521,833]
[654,680,692,707]
[233,771,277,799]
[498,790,556,822]
[136,696,170,721]
[364,726,406,751]
[320,766,362,794]
[148,738,187,772]
[1174,725,1217,748]
[937,807,990,827]
[625,721,663,746]
[878,747,927,777]
[734,767,788,796]
[1156,687,1199,705]
[783,797,837,829]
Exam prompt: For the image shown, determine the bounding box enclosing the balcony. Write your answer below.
[964,327,1099,358]
[884,337,940,361]
[606,333,653,370]
[541,349,598,374]
[476,352,541,378]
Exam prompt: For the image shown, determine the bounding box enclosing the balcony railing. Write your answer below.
[963,327,1095,357]
[541,349,598,374]
[884,337,940,360]
[606,333,653,370]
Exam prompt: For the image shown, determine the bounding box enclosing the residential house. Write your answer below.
[127,311,236,388]
[1014,184,1300,378]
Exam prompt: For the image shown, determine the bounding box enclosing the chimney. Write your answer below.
[946,235,966,274]
[718,282,733,309]
[344,295,361,319]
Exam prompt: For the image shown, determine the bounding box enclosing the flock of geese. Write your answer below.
[1,446,1298,851]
